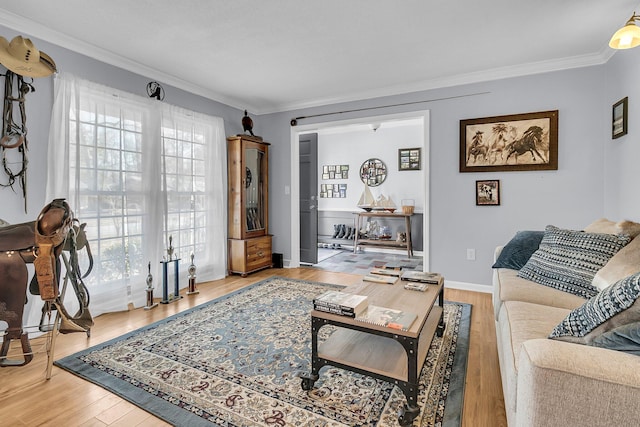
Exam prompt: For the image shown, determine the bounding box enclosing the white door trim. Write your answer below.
[289,110,431,271]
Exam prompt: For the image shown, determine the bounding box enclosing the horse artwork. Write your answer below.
[0,199,93,374]
[459,110,558,172]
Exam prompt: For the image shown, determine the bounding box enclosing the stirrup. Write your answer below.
[54,301,88,334]
[72,307,94,330]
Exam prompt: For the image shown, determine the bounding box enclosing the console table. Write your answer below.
[353,211,413,257]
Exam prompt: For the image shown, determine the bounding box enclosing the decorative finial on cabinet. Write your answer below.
[242,110,254,136]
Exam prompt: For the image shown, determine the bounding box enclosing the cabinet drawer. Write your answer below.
[246,236,272,268]
[228,235,272,275]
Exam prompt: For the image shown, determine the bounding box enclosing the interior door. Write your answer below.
[299,133,318,264]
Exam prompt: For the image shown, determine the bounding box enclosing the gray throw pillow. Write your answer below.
[492,230,544,270]
[518,225,631,298]
[549,272,640,344]
[589,322,640,355]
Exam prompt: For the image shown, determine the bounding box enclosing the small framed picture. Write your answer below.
[398,148,421,170]
[612,97,628,139]
[476,180,500,206]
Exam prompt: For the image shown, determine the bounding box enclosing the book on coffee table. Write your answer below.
[355,305,417,331]
[400,271,441,284]
[403,282,428,292]
[313,290,369,317]
[363,274,399,285]
[369,268,402,277]
[381,261,403,271]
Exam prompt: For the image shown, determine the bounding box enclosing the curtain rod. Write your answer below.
[289,91,491,126]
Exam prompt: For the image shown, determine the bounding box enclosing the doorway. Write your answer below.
[290,110,431,272]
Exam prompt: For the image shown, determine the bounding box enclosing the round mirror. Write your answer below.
[359,158,387,187]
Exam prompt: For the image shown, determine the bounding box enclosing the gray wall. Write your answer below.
[261,66,609,287]
[4,23,635,289]
[603,49,640,221]
[0,25,243,224]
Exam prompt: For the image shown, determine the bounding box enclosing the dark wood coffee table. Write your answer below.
[300,276,444,425]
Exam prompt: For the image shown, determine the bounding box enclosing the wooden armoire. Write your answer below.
[227,135,272,276]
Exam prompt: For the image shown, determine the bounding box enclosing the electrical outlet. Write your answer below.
[466,248,476,261]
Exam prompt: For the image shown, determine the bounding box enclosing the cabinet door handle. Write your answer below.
[257,250,264,257]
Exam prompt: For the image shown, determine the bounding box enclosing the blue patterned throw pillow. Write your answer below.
[550,272,640,343]
[492,230,544,270]
[518,225,631,298]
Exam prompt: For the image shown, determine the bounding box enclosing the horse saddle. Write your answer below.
[0,221,36,256]
[33,199,73,301]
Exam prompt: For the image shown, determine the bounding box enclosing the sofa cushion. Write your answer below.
[518,225,631,299]
[549,272,640,344]
[496,301,571,420]
[585,218,640,238]
[500,301,571,371]
[589,322,640,355]
[493,268,585,319]
[592,236,640,291]
[492,230,544,270]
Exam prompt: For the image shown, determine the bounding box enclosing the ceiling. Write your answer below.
[0,1,638,114]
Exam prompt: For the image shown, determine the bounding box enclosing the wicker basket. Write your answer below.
[401,199,415,215]
[402,205,415,215]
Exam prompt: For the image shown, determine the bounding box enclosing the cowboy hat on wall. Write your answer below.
[0,35,56,78]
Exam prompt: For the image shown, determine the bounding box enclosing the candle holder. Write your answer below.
[144,262,158,310]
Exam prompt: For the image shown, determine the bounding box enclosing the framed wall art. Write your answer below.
[322,164,349,180]
[612,97,628,139]
[460,110,558,172]
[359,158,387,187]
[476,180,500,206]
[398,148,421,170]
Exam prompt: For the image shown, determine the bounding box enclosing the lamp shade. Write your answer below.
[610,21,640,49]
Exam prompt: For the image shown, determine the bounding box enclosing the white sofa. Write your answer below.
[492,220,640,427]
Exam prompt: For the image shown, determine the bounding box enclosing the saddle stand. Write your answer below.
[0,199,94,377]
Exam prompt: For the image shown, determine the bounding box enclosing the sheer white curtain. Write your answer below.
[159,104,227,288]
[37,72,226,324]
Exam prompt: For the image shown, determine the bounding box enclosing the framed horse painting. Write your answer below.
[459,110,558,172]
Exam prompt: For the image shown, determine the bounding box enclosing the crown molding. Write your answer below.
[0,10,252,112]
[0,9,617,115]
[264,49,613,114]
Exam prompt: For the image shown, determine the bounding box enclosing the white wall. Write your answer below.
[317,121,424,212]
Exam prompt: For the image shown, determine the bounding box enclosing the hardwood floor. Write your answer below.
[0,268,507,426]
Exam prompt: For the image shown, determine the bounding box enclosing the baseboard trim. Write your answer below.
[445,280,492,294]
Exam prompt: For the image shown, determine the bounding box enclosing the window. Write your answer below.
[46,73,227,316]
[162,119,209,262]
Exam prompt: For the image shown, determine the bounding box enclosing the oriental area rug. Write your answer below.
[55,276,471,427]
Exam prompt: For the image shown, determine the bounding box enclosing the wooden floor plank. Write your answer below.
[0,268,507,426]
